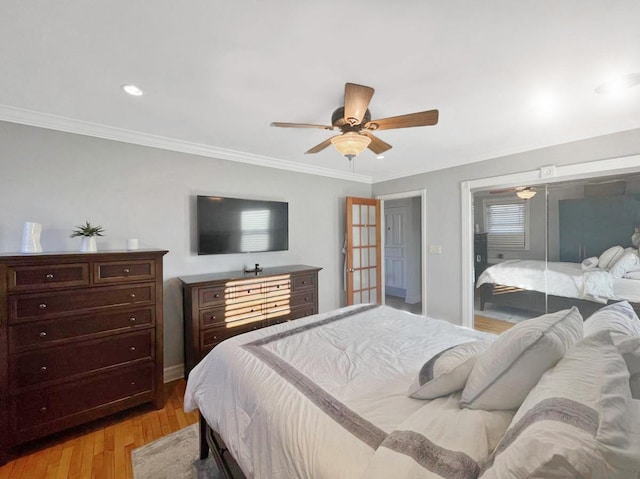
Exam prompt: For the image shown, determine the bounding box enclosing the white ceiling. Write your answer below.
[1,1,639,183]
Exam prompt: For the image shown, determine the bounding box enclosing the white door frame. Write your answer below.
[377,189,428,316]
[461,154,640,329]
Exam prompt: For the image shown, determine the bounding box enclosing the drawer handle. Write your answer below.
[130,293,136,299]
[40,366,48,372]
[39,303,47,310]
[250,308,255,312]
[305,297,309,301]
[248,289,252,293]
[131,381,136,386]
[276,285,280,288]
[302,281,307,284]
[129,317,136,323]
[274,304,278,307]
[45,273,54,280]
[213,294,220,299]
[213,335,217,340]
[123,268,130,274]
[39,331,47,338]
[40,407,47,413]
[130,346,136,352]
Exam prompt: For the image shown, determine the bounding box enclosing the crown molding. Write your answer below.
[0,104,372,184]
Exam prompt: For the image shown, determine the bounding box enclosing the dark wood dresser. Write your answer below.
[180,264,321,376]
[474,233,488,283]
[0,249,167,464]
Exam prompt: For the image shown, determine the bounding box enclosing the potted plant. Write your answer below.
[70,220,105,252]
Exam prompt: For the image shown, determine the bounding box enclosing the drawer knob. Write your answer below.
[40,366,47,372]
[131,381,136,386]
[129,317,136,323]
[213,336,217,340]
[302,281,307,284]
[274,304,278,307]
[130,293,136,299]
[276,285,281,288]
[39,331,47,338]
[250,308,255,312]
[45,273,54,280]
[40,407,47,413]
[38,303,47,310]
[123,268,130,274]
[213,294,220,298]
[248,289,252,293]
[130,346,136,352]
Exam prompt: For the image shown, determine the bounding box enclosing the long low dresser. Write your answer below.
[180,264,322,376]
[0,249,167,464]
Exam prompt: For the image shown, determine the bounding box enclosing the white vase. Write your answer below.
[21,222,43,253]
[81,236,97,253]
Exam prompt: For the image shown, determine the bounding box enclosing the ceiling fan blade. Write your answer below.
[362,132,392,154]
[365,109,439,131]
[490,188,517,194]
[271,122,335,130]
[305,137,335,154]
[344,83,374,126]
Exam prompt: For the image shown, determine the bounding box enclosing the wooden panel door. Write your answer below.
[346,197,382,305]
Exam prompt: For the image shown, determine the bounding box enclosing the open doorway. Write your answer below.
[377,190,427,316]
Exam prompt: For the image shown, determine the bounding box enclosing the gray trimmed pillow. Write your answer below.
[599,245,624,269]
[461,307,583,410]
[583,301,640,339]
[408,339,493,400]
[479,331,640,478]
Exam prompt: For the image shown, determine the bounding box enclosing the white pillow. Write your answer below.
[479,331,640,479]
[599,245,624,269]
[583,301,640,339]
[408,339,493,400]
[460,307,583,411]
[581,256,599,270]
[617,337,640,400]
[609,252,640,278]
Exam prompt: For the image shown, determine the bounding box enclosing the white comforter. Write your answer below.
[476,260,616,303]
[184,304,509,479]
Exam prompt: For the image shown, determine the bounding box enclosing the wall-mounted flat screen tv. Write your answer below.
[197,196,289,255]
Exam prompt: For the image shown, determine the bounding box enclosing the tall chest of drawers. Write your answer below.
[0,250,167,464]
[180,264,321,376]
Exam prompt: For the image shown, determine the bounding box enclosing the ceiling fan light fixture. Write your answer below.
[516,189,536,199]
[330,132,371,160]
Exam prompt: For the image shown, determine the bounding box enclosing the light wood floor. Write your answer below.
[0,380,199,479]
[474,315,514,334]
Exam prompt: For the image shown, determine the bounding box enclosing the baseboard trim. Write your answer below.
[164,364,185,383]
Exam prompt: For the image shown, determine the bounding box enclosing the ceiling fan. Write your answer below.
[489,186,539,199]
[270,83,439,161]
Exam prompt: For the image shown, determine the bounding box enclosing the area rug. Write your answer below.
[474,304,540,324]
[131,424,221,479]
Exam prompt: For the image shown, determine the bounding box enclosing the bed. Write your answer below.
[183,303,640,478]
[476,259,640,319]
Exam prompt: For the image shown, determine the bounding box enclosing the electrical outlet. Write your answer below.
[428,245,442,254]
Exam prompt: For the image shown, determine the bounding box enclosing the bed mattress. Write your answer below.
[184,304,504,478]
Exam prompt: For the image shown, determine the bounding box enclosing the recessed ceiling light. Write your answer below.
[376,155,385,160]
[121,84,144,96]
[595,73,640,94]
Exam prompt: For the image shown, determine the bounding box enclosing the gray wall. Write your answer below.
[372,128,640,324]
[0,121,371,370]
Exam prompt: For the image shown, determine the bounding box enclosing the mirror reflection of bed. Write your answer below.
[472,174,640,333]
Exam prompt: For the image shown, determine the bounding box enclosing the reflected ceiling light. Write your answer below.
[330,132,371,161]
[376,155,385,160]
[121,84,144,96]
[516,188,536,199]
[595,73,640,94]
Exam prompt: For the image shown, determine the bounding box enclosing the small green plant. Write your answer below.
[70,221,105,238]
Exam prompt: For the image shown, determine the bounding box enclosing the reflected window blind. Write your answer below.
[485,199,527,249]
